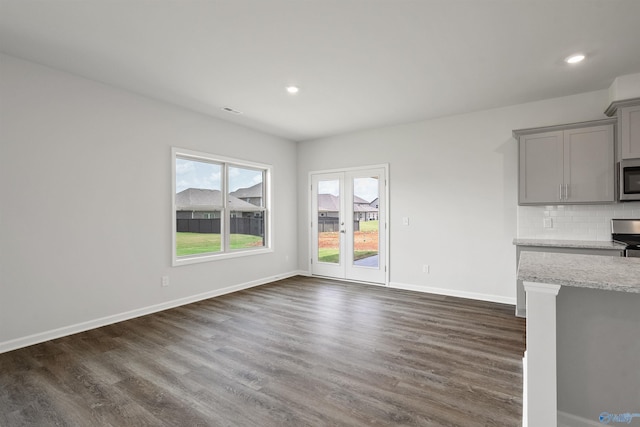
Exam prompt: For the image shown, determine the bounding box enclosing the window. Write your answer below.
[172,147,271,266]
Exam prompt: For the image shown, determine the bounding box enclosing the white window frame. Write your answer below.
[172,147,273,266]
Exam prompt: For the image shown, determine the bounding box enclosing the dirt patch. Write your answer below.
[318,231,379,251]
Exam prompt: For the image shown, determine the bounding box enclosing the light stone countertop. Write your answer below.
[513,238,626,251]
[517,251,640,293]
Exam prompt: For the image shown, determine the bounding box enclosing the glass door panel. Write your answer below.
[311,174,345,278]
[352,176,379,268]
[317,179,341,264]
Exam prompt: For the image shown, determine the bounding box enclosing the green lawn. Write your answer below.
[359,220,379,232]
[318,249,340,263]
[176,232,263,256]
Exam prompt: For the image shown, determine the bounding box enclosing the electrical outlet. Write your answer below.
[422,264,429,273]
[161,276,169,287]
[402,217,410,226]
[543,218,553,229]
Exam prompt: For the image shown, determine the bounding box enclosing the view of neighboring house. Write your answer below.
[176,188,260,219]
[317,193,340,218]
[230,182,263,207]
[354,195,378,221]
[318,193,378,220]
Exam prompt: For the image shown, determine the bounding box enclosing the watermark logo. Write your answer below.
[599,412,640,425]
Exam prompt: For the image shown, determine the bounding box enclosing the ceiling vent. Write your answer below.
[221,107,242,114]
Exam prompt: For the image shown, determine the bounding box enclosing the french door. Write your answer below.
[310,166,387,284]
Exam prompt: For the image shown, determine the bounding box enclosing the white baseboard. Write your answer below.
[0,271,301,354]
[389,281,516,305]
[558,411,602,427]
[295,269,311,277]
[297,275,514,305]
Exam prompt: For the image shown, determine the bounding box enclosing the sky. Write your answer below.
[176,158,263,193]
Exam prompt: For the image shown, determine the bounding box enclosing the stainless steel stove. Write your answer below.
[611,219,640,258]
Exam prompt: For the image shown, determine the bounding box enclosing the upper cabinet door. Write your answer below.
[564,125,615,203]
[519,131,564,204]
[515,118,617,205]
[620,105,640,160]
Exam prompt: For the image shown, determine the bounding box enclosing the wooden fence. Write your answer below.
[177,218,263,237]
[317,217,360,232]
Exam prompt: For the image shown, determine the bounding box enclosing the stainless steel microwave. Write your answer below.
[619,158,640,201]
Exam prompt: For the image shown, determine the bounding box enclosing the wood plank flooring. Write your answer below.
[0,276,526,426]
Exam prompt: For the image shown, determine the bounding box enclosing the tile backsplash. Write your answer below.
[518,202,640,241]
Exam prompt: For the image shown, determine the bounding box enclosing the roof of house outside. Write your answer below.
[353,195,370,204]
[353,204,378,213]
[176,188,260,211]
[230,183,262,199]
[318,193,378,212]
[317,194,340,212]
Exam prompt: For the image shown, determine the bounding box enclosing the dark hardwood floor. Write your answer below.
[0,276,526,426]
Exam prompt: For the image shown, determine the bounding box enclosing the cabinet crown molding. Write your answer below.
[604,97,640,117]
[513,118,617,138]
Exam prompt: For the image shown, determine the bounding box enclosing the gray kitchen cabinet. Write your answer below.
[514,119,616,205]
[605,97,640,160]
[619,104,640,159]
[518,130,564,204]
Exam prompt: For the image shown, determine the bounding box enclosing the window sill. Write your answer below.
[172,247,274,267]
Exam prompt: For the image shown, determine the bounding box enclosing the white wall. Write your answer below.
[297,90,611,302]
[0,54,298,350]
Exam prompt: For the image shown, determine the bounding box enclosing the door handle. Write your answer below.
[559,184,563,200]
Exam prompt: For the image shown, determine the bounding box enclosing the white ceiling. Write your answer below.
[1,0,640,142]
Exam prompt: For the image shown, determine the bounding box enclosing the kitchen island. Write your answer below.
[517,252,640,427]
[513,238,627,252]
[518,251,640,293]
[513,239,625,317]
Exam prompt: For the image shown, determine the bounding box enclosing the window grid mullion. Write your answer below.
[222,162,229,253]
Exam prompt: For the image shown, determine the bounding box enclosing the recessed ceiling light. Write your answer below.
[286,86,300,94]
[565,53,586,64]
